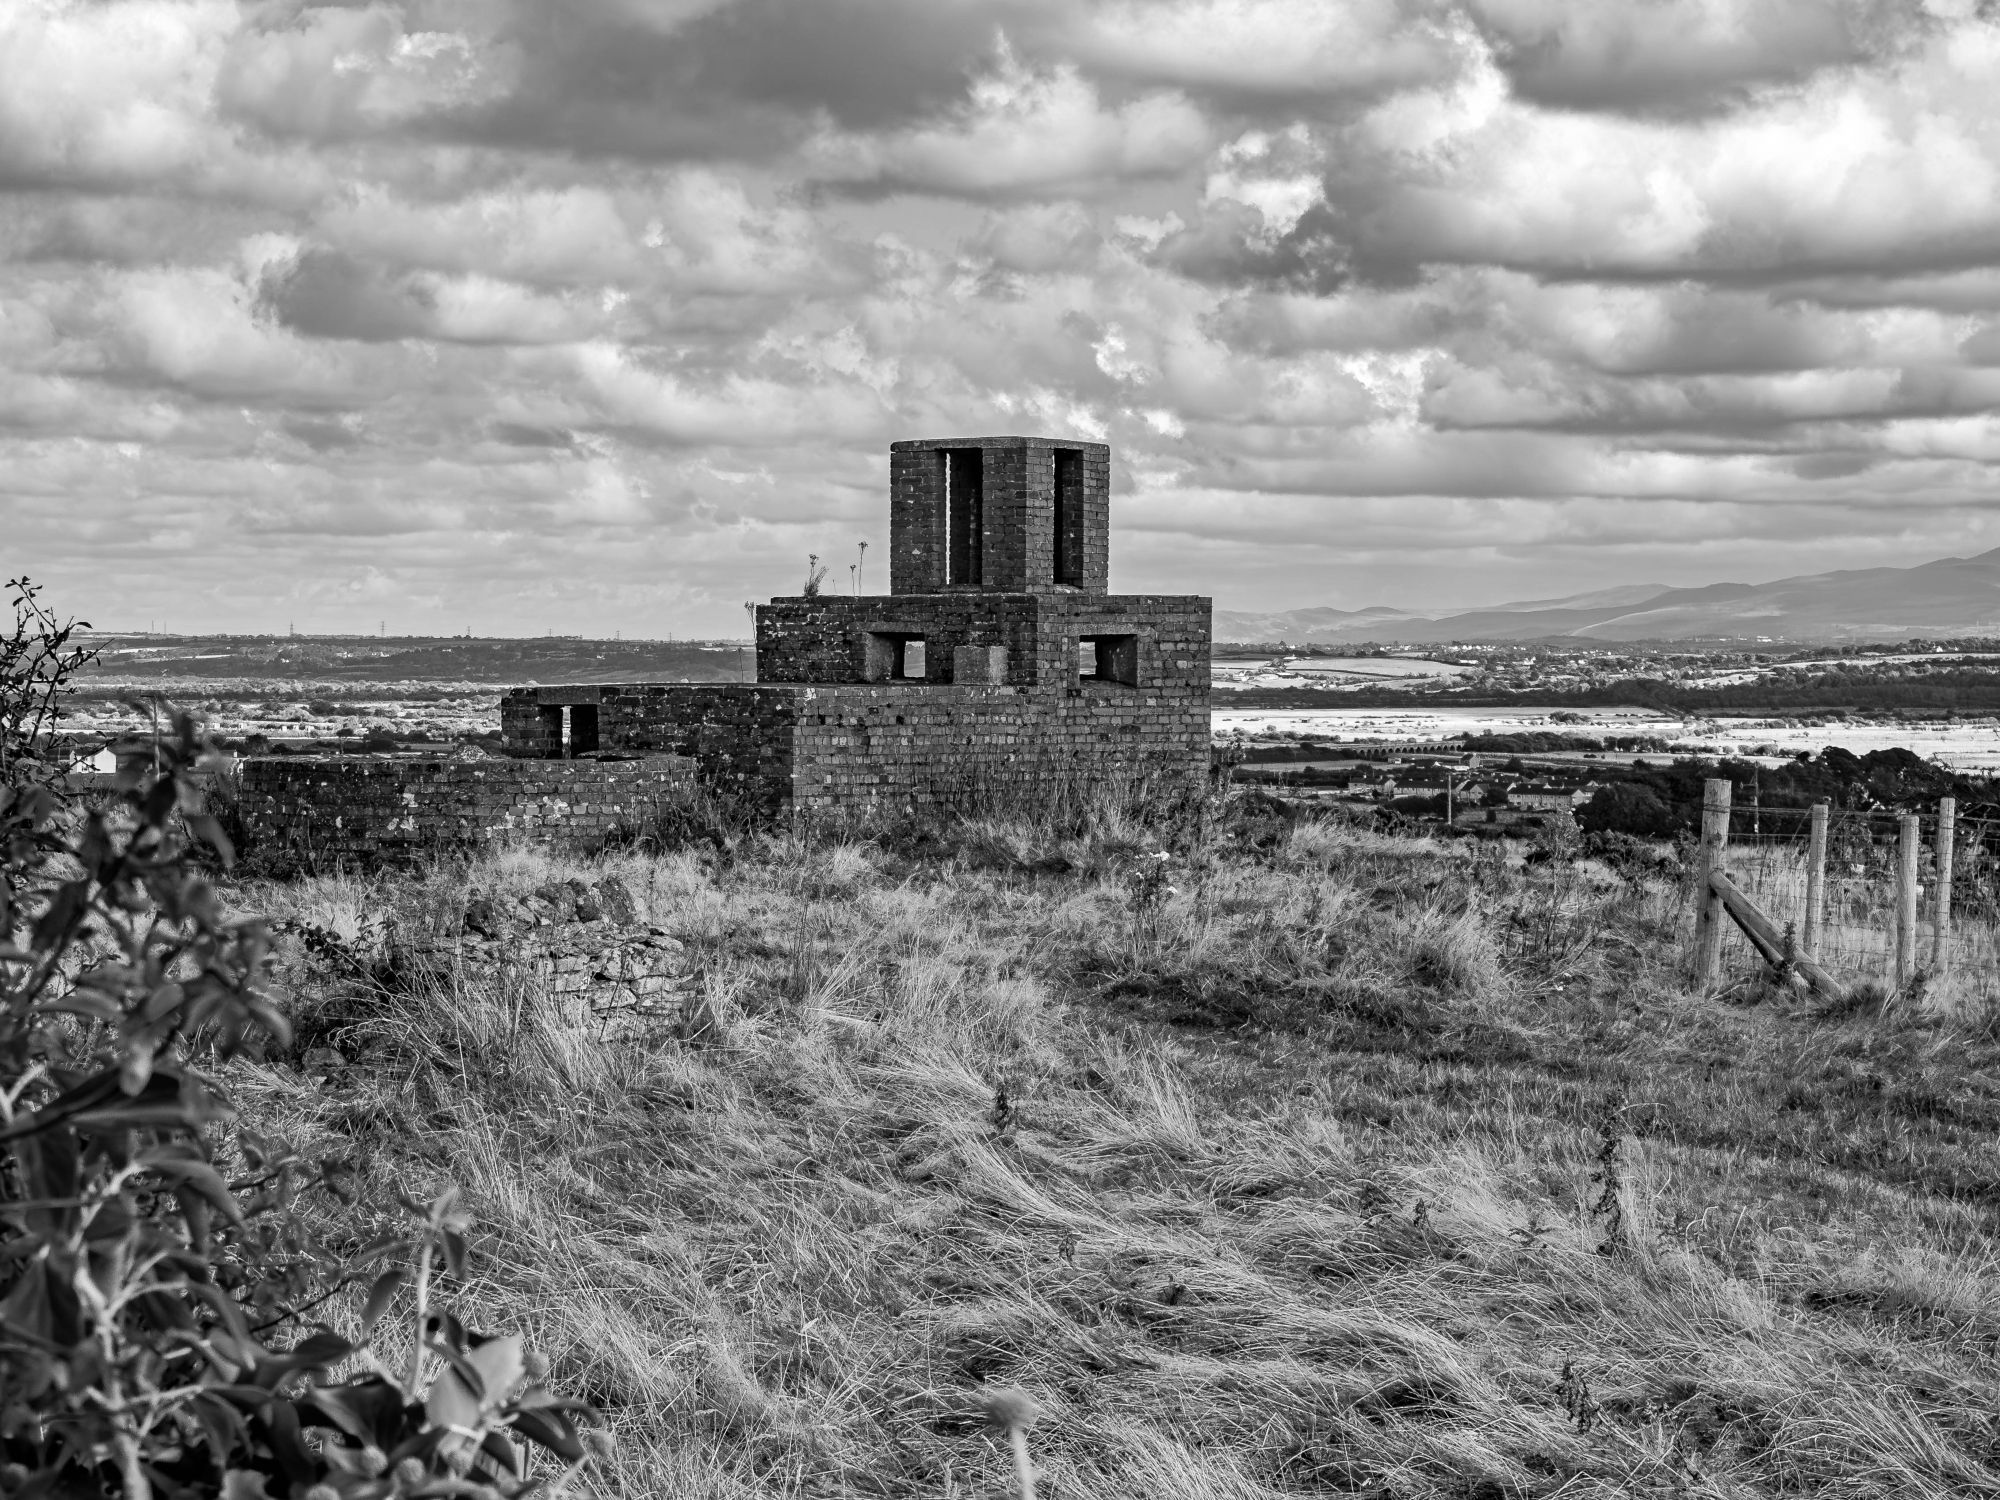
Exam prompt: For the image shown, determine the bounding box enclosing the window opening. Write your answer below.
[1078,634,1139,687]
[539,704,602,757]
[1053,448,1083,586]
[864,632,929,681]
[944,448,983,585]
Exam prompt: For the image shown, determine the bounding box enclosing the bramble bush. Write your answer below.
[1,580,599,1499]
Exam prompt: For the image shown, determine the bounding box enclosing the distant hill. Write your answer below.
[75,634,751,685]
[1218,550,2000,644]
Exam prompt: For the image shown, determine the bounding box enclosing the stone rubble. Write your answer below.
[422,875,687,1014]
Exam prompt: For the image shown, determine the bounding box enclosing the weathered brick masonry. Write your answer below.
[503,435,1212,816]
[234,433,1212,853]
[235,754,695,868]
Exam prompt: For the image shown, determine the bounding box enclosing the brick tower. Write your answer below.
[503,436,1212,814]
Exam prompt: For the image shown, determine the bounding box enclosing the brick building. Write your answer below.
[501,435,1213,815]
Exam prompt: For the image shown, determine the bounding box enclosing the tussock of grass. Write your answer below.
[223,809,2000,1498]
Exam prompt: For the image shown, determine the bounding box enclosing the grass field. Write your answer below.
[223,804,2000,1498]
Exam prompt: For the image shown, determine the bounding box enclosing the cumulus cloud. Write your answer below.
[805,48,1212,199]
[8,0,2000,632]
[1062,0,1465,102]
[1311,21,2000,282]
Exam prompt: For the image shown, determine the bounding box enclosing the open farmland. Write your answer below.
[1216,707,2000,773]
[61,632,754,746]
[1214,656,1475,691]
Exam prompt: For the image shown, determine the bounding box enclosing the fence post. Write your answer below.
[1933,796,1956,974]
[1694,777,1732,985]
[1803,801,1828,962]
[1895,813,1921,988]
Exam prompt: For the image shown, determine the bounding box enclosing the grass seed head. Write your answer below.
[980,1385,1040,1432]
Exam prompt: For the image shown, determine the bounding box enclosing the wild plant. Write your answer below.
[1129,849,1177,919]
[1585,1092,1629,1257]
[1554,1356,1599,1434]
[801,554,829,599]
[0,594,596,1497]
[979,1387,1040,1500]
[1,576,97,785]
[1502,865,1608,990]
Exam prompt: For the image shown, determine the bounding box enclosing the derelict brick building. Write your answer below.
[500,436,1213,815]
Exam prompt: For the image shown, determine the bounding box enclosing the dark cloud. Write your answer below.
[490,419,577,447]
[1467,0,1920,118]
[1962,322,2000,366]
[1790,451,1884,480]
[282,415,364,451]
[418,0,1022,162]
[1149,201,1354,294]
[255,247,436,340]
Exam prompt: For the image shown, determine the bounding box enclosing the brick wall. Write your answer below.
[234,754,696,869]
[787,683,1207,812]
[754,595,1045,686]
[503,591,1211,818]
[753,592,1207,693]
[503,683,1207,815]
[481,433,1203,824]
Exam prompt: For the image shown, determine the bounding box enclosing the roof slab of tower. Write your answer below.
[888,436,1110,596]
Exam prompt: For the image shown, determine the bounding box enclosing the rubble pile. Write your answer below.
[445,875,688,1013]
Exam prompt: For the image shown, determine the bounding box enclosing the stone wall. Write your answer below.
[234,753,696,869]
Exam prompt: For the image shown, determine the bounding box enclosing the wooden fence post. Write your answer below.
[1933,796,1956,974]
[1803,801,1828,962]
[1895,813,1921,988]
[1694,778,1732,985]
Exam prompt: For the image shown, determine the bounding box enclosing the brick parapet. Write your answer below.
[234,754,696,869]
[754,592,1208,695]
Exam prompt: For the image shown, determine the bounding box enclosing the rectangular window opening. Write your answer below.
[864,632,929,681]
[1053,448,1083,586]
[1079,633,1139,687]
[568,703,600,756]
[944,448,983,586]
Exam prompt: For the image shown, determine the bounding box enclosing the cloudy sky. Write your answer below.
[7,0,2000,637]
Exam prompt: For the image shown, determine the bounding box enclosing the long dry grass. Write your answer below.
[221,805,2000,1498]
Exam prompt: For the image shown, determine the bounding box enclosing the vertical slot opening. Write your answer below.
[1053,448,1083,586]
[944,448,983,586]
[536,704,565,759]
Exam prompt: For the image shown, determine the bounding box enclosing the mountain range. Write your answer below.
[1216,548,2000,645]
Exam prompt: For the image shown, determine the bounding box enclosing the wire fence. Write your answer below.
[1711,801,2000,1005]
